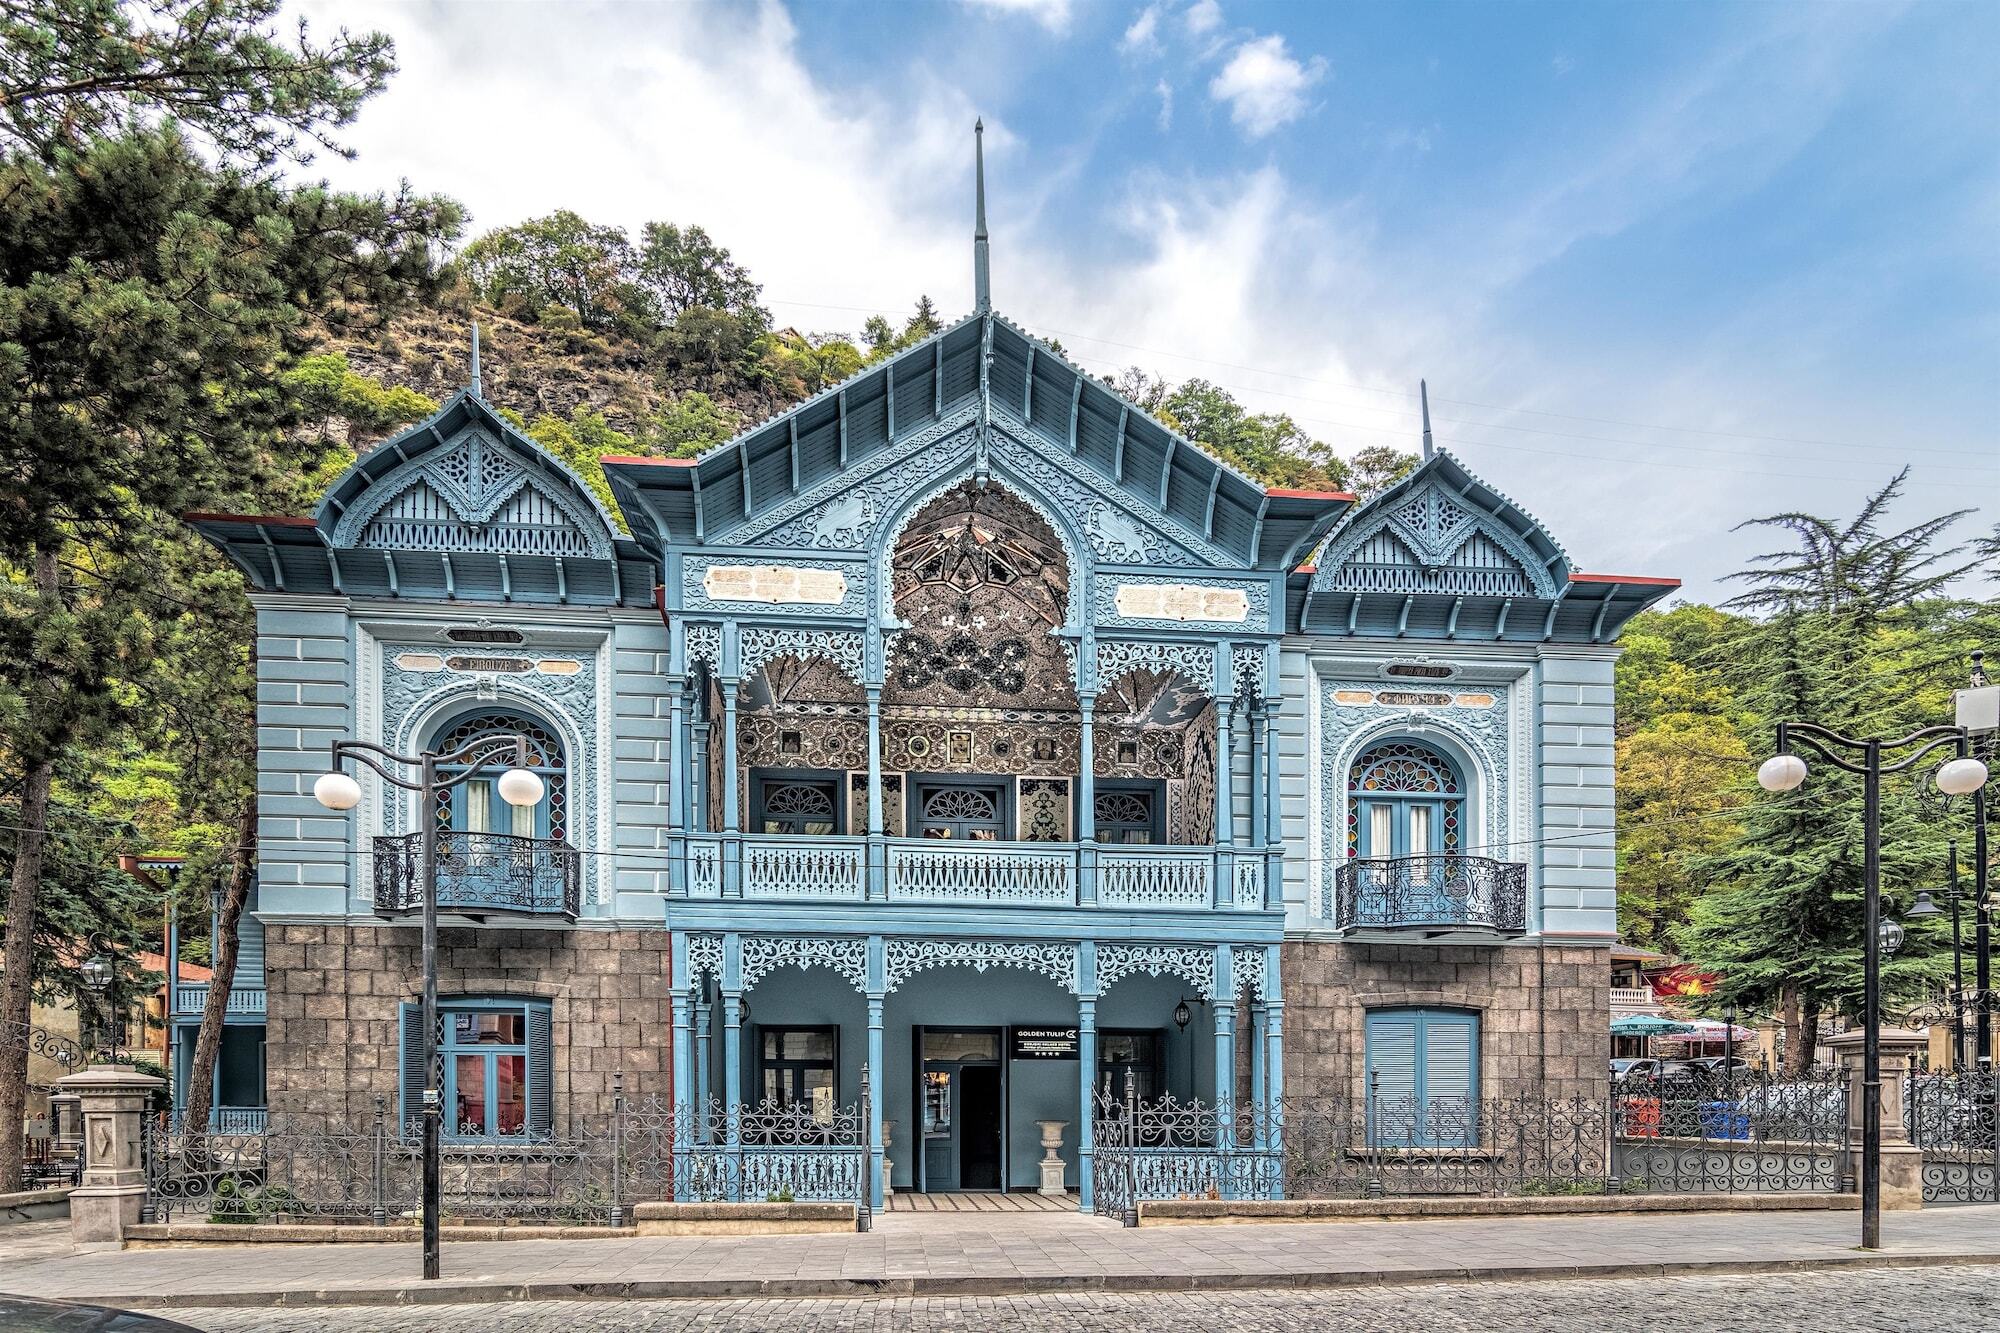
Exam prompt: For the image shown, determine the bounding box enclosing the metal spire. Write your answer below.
[1420,379,1434,460]
[470,322,482,397]
[973,118,991,313]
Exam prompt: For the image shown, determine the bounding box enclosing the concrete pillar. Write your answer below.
[867,995,885,1211]
[1827,1026,1928,1210]
[1077,994,1098,1212]
[56,1064,163,1244]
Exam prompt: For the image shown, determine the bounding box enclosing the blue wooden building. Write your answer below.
[189,129,1674,1210]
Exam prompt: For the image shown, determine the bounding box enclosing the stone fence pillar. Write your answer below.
[54,1064,163,1244]
[1826,1026,1926,1210]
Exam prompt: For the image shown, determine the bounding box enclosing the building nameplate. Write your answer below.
[1112,582,1249,624]
[701,563,848,606]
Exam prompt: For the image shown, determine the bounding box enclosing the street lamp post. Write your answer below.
[79,948,116,1063]
[313,733,543,1282]
[1757,721,1987,1250]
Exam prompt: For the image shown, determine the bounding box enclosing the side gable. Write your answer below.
[188,389,653,607]
[1297,450,1675,643]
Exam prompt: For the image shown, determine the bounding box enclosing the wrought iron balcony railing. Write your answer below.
[372,831,581,921]
[1331,854,1528,935]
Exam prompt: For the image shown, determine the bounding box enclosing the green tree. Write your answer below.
[462,211,633,326]
[634,222,766,325]
[0,1,460,1183]
[1673,473,1980,1070]
[652,391,739,457]
[861,297,946,363]
[523,408,632,522]
[1346,444,1419,501]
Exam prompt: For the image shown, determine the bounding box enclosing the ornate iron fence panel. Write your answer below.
[1092,1072,1849,1221]
[1610,1068,1847,1195]
[1909,1070,1999,1204]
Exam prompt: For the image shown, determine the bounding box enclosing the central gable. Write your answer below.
[1313,459,1565,602]
[602,312,1351,573]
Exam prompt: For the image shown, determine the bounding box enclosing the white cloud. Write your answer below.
[1208,34,1327,137]
[1183,0,1222,37]
[1155,77,1175,130]
[962,0,1072,33]
[1121,3,1162,53]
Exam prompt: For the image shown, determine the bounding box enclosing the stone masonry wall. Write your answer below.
[1282,941,1609,1104]
[263,923,671,1133]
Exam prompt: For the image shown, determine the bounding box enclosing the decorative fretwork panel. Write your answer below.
[1095,944,1215,1000]
[739,936,868,992]
[1315,478,1560,601]
[740,838,864,900]
[887,844,1074,905]
[1097,849,1212,909]
[883,939,1078,994]
[342,429,612,560]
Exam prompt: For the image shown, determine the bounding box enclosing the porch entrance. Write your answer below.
[917,1028,1006,1191]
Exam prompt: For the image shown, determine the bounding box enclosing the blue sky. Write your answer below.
[302,0,1997,602]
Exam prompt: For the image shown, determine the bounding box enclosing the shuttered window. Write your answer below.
[397,998,553,1139]
[1364,1008,1479,1148]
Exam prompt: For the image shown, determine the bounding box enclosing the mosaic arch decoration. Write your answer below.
[883,939,1079,995]
[739,626,866,687]
[1095,943,1215,1001]
[884,478,1081,708]
[1315,476,1560,601]
[333,425,614,560]
[876,465,1086,629]
[1316,677,1513,913]
[739,936,869,994]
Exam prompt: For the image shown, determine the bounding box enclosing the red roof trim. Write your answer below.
[183,511,317,527]
[1294,562,1317,575]
[1570,573,1681,588]
[1266,487,1358,502]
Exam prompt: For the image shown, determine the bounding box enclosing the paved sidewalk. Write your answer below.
[3,1205,1999,1310]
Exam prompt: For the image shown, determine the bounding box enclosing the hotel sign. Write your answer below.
[1009,1027,1080,1060]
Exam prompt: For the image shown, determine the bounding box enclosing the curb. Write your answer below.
[100,1249,2000,1310]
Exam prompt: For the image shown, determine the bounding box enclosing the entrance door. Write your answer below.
[914,781,1008,840]
[917,1028,1005,1191]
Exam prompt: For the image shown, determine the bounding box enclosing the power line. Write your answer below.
[761,295,1989,464]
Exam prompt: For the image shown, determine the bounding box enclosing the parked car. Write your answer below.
[0,1294,202,1331]
[1685,1056,1755,1080]
[1611,1057,1662,1081]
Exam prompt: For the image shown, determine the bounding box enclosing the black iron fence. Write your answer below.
[1909,1069,1999,1204]
[371,831,581,919]
[1093,1069,1850,1223]
[141,1094,869,1228]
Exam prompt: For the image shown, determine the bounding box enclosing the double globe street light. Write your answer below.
[1757,724,1988,1250]
[314,734,542,1282]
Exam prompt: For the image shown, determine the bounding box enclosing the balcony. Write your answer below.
[682,833,1266,912]
[1331,854,1528,937]
[372,831,581,920]
[172,984,266,1018]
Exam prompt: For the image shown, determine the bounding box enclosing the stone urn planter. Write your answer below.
[1034,1120,1068,1195]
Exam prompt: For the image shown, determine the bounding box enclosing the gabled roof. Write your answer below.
[188,387,653,607]
[1294,448,1676,643]
[602,310,1352,572]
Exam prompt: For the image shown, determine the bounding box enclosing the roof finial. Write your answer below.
[973,118,991,314]
[470,322,482,397]
[1420,378,1434,460]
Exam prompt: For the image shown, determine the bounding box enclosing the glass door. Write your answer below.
[915,1028,1005,1190]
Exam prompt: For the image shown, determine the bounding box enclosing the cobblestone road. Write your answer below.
[163,1264,2000,1332]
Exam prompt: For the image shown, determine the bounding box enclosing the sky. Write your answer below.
[296,0,1997,603]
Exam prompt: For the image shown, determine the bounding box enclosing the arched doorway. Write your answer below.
[427,708,568,841]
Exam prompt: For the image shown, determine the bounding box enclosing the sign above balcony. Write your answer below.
[1111,581,1250,624]
[701,564,848,606]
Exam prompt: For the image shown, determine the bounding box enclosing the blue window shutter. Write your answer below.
[1420,1012,1479,1148]
[1364,1012,1420,1147]
[527,1001,553,1137]
[234,912,266,989]
[397,1002,426,1133]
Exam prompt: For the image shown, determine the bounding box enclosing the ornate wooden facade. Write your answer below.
[190,139,1675,1208]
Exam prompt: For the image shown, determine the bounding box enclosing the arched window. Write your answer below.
[1346,739,1462,859]
[429,709,567,841]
